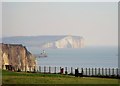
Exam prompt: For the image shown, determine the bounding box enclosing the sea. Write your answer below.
[27,46,118,69]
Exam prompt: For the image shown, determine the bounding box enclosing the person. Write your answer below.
[60,68,64,74]
[75,69,79,77]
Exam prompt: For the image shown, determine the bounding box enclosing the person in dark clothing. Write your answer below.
[75,69,79,77]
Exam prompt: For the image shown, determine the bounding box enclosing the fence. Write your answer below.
[3,65,120,78]
[36,66,120,77]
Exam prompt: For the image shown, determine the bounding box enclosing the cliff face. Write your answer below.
[0,43,36,71]
[42,35,84,48]
[3,35,84,49]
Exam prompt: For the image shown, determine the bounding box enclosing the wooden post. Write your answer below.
[116,68,119,76]
[65,67,67,74]
[98,68,100,76]
[36,66,38,72]
[105,68,107,76]
[71,67,73,74]
[60,67,61,73]
[39,66,41,73]
[102,68,104,76]
[54,67,56,74]
[112,68,114,75]
[81,68,84,75]
[86,68,87,76]
[89,68,90,76]
[109,68,111,76]
[49,66,51,73]
[95,68,97,76]
[44,66,46,73]
[34,66,36,72]
[92,68,93,76]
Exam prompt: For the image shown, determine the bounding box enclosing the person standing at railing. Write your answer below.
[75,68,79,77]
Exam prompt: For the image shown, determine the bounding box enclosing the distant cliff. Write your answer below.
[0,43,36,71]
[2,35,84,49]
[41,35,84,48]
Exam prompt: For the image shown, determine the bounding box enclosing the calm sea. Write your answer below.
[27,46,118,68]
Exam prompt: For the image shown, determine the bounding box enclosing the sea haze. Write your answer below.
[30,46,118,68]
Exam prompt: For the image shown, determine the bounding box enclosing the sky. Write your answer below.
[2,2,118,46]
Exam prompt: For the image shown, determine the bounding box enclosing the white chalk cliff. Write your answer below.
[41,35,84,48]
[0,43,36,71]
[2,35,84,49]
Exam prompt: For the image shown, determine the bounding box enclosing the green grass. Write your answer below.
[2,70,119,85]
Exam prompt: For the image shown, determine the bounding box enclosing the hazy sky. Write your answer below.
[2,2,118,46]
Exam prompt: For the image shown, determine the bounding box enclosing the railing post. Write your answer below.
[98,68,100,76]
[44,66,46,73]
[77,67,79,73]
[116,68,119,76]
[60,67,61,73]
[86,68,87,76]
[54,67,56,74]
[39,66,41,73]
[89,68,90,76]
[112,68,114,75]
[81,68,84,75]
[109,68,111,76]
[36,66,38,72]
[49,66,51,73]
[65,67,67,74]
[118,68,119,76]
[92,68,93,76]
[71,67,73,74]
[105,68,107,76]
[34,66,36,72]
[102,68,104,76]
[95,68,97,76]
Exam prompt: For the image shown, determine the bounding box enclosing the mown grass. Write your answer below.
[2,70,119,85]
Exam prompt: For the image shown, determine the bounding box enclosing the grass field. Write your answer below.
[2,70,119,85]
